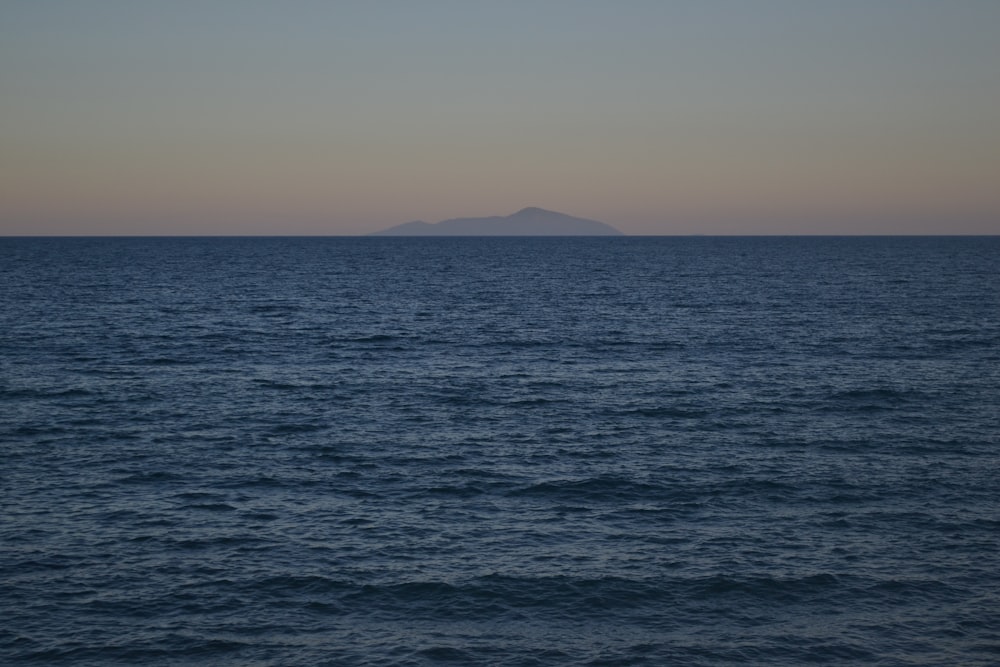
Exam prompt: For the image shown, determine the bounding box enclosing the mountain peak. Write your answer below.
[511,206,552,216]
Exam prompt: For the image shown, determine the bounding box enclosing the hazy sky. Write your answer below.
[2,1,999,235]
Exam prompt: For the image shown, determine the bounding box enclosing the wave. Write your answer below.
[510,476,676,503]
[1,387,94,399]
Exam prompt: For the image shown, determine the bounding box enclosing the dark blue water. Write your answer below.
[2,236,999,666]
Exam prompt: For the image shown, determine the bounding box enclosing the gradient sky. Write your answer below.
[2,1,999,235]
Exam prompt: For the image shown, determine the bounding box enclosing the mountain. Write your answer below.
[370,207,623,236]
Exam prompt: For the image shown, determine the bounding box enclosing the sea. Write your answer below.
[2,236,999,666]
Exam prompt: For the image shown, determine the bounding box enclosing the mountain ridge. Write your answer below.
[371,207,623,236]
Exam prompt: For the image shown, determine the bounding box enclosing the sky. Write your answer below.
[2,1,999,235]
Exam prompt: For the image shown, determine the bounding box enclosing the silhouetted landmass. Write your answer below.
[371,207,623,236]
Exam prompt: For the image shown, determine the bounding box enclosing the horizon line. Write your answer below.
[3,233,998,239]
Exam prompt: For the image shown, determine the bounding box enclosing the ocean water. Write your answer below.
[2,236,999,666]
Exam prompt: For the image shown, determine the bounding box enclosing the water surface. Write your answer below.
[2,236,999,665]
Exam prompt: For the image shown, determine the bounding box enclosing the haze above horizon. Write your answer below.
[2,1,999,236]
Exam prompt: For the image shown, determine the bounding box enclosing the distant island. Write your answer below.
[370,207,623,236]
